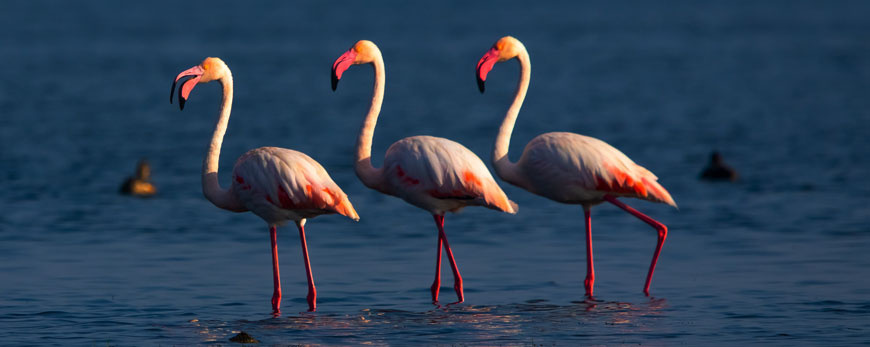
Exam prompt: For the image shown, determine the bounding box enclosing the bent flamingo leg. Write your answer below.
[602,195,668,296]
[269,225,282,314]
[431,215,444,303]
[435,215,464,303]
[296,221,317,312]
[583,206,595,297]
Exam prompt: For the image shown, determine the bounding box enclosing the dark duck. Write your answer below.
[700,151,738,181]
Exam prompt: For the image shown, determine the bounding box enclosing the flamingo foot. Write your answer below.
[271,290,282,313]
[431,280,441,303]
[453,281,464,303]
[307,290,317,312]
[445,300,464,308]
[584,274,595,297]
[272,289,281,317]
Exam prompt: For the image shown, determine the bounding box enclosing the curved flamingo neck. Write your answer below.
[492,49,530,185]
[354,52,386,189]
[202,73,245,212]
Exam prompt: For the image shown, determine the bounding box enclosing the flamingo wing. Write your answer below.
[231,147,359,225]
[518,132,676,207]
[383,136,517,214]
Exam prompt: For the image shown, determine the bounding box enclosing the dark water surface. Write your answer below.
[2,1,869,345]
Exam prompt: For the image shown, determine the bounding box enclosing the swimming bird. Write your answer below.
[171,57,358,313]
[700,151,738,181]
[331,40,517,303]
[120,158,156,196]
[476,36,676,297]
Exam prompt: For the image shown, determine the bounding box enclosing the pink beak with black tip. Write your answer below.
[331,49,357,91]
[476,47,500,93]
[170,65,204,110]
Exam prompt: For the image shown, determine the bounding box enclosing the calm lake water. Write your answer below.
[1,0,869,345]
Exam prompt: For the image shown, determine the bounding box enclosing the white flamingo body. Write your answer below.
[332,40,515,304]
[506,132,673,206]
[477,36,675,297]
[231,147,357,225]
[171,57,357,314]
[379,135,517,215]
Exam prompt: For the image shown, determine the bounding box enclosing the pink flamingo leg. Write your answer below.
[434,215,464,303]
[430,220,443,302]
[269,225,282,314]
[297,221,317,312]
[583,206,595,297]
[603,195,668,296]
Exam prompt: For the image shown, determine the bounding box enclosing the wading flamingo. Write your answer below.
[331,40,517,303]
[476,36,676,297]
[170,57,358,313]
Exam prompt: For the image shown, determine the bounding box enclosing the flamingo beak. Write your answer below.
[170,65,204,110]
[476,47,500,93]
[331,49,357,91]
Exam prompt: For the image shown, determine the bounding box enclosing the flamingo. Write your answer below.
[170,57,359,313]
[331,40,517,303]
[476,36,677,297]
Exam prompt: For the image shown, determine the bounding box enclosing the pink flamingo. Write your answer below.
[171,57,358,313]
[331,40,517,303]
[476,36,677,297]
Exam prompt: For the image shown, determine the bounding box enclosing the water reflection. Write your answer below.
[181,298,669,344]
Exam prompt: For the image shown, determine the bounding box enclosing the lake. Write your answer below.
[1,0,868,345]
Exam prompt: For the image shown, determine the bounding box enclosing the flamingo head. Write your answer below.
[170,57,228,110]
[476,36,525,93]
[331,40,381,91]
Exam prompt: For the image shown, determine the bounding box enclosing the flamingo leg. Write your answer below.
[434,214,464,303]
[583,206,595,297]
[603,195,668,296]
[430,220,443,302]
[269,225,282,314]
[296,221,317,312]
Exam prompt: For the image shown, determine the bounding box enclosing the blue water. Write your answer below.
[2,0,869,345]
